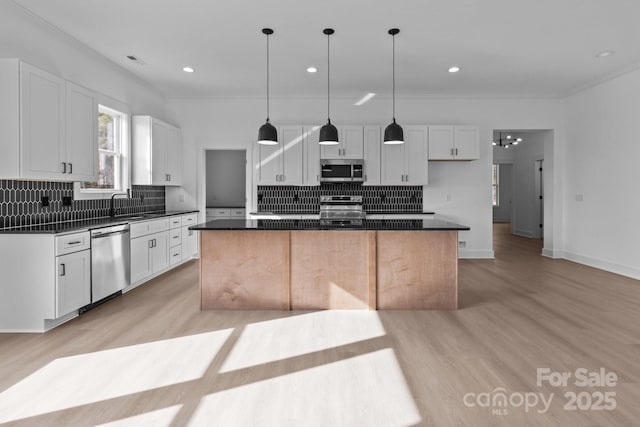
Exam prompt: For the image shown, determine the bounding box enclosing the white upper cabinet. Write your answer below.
[0,60,98,181]
[133,116,182,186]
[66,81,98,181]
[381,125,428,186]
[256,125,303,186]
[428,125,479,160]
[166,126,182,185]
[320,125,364,159]
[363,126,381,186]
[303,125,321,186]
[20,62,66,180]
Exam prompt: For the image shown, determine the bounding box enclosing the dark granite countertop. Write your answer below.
[0,210,199,234]
[190,218,469,231]
[249,211,435,215]
[365,211,435,215]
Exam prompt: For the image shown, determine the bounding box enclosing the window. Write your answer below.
[492,164,499,206]
[77,102,129,198]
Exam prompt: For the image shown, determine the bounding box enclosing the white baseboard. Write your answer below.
[561,250,640,281]
[459,249,495,259]
[541,248,562,258]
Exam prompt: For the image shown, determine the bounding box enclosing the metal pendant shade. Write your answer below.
[319,119,339,143]
[257,28,278,145]
[319,28,339,145]
[384,119,404,145]
[258,120,278,145]
[384,28,404,145]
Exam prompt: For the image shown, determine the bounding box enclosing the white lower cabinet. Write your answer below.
[182,226,198,261]
[56,249,91,317]
[0,230,90,332]
[130,213,198,286]
[131,230,169,284]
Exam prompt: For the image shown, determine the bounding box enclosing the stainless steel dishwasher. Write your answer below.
[90,224,131,303]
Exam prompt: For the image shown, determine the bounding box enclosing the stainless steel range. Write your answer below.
[319,195,365,227]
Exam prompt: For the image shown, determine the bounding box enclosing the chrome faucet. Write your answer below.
[109,190,129,218]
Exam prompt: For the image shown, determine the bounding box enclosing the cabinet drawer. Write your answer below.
[169,228,182,247]
[212,209,230,217]
[169,216,182,229]
[56,231,90,256]
[182,213,198,226]
[170,246,182,265]
[230,208,246,218]
[130,218,169,238]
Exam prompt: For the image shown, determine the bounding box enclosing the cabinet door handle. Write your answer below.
[173,235,179,239]
[68,163,73,174]
[173,253,180,257]
[189,230,193,236]
[316,174,319,182]
[364,174,367,182]
[455,148,458,156]
[60,263,66,276]
[62,162,67,173]
[153,239,157,248]
[168,174,171,181]
[149,239,153,248]
[68,240,82,245]
[405,174,409,181]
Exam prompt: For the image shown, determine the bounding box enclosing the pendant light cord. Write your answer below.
[327,31,330,122]
[392,32,396,122]
[266,32,270,121]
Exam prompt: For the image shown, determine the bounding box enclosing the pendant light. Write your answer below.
[257,28,277,145]
[319,28,339,145]
[384,28,404,144]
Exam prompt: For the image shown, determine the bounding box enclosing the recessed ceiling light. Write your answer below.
[596,50,615,58]
[307,67,317,73]
[448,66,461,73]
[492,141,497,146]
[354,92,376,106]
[183,66,195,73]
[506,135,512,139]
[516,138,522,142]
[513,141,519,145]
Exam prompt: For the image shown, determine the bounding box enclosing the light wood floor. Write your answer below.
[0,223,639,426]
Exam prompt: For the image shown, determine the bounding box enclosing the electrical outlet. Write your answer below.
[41,196,49,207]
[178,193,185,203]
[458,241,466,248]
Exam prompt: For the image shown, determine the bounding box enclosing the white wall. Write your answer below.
[0,2,166,120]
[166,96,565,258]
[564,68,640,279]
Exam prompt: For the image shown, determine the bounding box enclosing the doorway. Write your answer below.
[492,129,553,256]
[205,149,246,211]
[493,163,513,223]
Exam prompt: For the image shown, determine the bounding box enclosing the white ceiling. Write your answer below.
[12,0,640,99]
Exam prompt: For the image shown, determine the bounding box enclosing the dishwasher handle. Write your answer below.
[91,229,130,239]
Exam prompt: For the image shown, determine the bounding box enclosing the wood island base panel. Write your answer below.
[197,223,465,310]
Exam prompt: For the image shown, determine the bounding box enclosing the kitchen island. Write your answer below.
[190,219,469,310]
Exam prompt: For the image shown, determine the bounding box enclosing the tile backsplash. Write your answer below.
[257,184,423,213]
[0,180,165,229]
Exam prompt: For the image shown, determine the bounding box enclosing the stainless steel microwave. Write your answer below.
[320,159,364,183]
